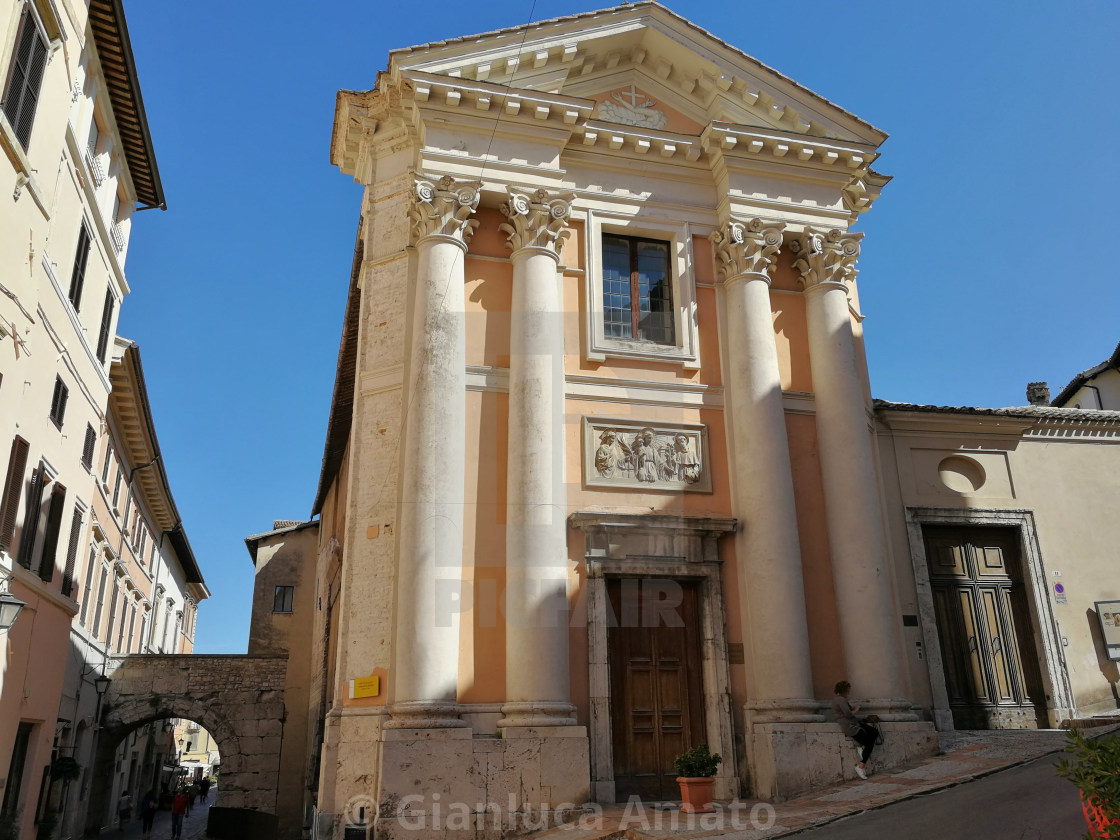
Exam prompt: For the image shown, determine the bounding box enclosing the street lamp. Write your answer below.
[0,589,26,631]
[94,674,111,698]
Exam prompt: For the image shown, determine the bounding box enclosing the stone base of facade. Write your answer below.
[375,727,591,840]
[748,721,938,801]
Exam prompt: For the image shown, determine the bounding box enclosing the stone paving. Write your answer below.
[528,725,1118,840]
[114,788,215,840]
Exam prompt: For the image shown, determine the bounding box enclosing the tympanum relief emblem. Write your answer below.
[583,418,710,492]
[595,85,668,130]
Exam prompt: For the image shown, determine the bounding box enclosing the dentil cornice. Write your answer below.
[499,187,575,258]
[710,218,785,283]
[788,227,863,292]
[408,173,481,247]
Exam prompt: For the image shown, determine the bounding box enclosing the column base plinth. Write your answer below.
[383,701,468,729]
[744,698,825,724]
[498,700,577,729]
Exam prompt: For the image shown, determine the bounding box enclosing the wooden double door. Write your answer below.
[924,527,1046,729]
[608,578,706,801]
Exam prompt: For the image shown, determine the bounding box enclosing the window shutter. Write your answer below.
[49,376,68,427]
[61,504,83,597]
[37,482,66,582]
[1,8,49,150]
[0,437,30,551]
[82,424,96,470]
[68,226,92,310]
[96,289,115,363]
[16,466,44,568]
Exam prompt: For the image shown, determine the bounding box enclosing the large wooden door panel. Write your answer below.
[608,579,705,801]
[923,526,1046,730]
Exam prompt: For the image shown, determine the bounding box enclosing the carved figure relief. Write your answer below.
[583,419,710,492]
[595,85,668,130]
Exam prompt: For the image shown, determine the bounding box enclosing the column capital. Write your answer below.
[710,218,785,284]
[788,227,863,292]
[499,187,575,260]
[408,172,481,249]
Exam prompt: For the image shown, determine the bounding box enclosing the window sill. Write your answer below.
[0,111,50,220]
[586,338,699,367]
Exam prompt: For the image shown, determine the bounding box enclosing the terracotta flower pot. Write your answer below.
[677,776,715,813]
[1082,793,1119,838]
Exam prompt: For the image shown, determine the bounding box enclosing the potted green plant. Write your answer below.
[1055,729,1120,839]
[673,742,723,813]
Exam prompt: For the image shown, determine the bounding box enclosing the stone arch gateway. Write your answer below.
[87,654,288,839]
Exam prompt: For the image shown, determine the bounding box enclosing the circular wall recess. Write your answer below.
[938,455,986,493]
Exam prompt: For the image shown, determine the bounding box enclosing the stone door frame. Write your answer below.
[570,513,738,803]
[903,507,1074,730]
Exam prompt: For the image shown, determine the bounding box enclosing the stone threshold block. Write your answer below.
[376,729,591,840]
[749,721,938,801]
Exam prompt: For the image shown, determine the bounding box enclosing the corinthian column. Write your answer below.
[712,219,819,722]
[386,173,480,729]
[790,228,905,707]
[498,187,577,729]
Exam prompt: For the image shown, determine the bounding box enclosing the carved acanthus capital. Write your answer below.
[710,218,786,283]
[499,187,575,258]
[408,173,481,248]
[788,227,863,291]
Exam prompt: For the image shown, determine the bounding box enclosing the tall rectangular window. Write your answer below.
[101,442,113,484]
[15,465,44,569]
[1,7,48,150]
[79,546,97,626]
[105,582,119,649]
[61,504,83,597]
[96,289,115,364]
[273,585,294,613]
[36,481,66,583]
[601,234,674,345]
[68,224,92,311]
[49,376,68,428]
[1,722,33,817]
[0,436,30,552]
[81,424,96,471]
[92,567,108,638]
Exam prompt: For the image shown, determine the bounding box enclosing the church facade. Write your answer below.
[296,4,1120,837]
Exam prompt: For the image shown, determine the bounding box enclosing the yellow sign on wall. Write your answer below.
[349,675,380,699]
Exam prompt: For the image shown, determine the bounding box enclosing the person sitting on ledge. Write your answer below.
[832,680,880,780]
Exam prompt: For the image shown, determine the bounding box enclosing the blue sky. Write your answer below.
[115,1,1120,653]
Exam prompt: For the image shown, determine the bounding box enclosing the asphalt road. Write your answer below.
[789,752,1085,839]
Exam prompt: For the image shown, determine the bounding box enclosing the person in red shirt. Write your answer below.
[170,789,189,839]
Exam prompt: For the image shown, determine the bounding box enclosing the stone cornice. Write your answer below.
[572,120,703,162]
[710,218,785,283]
[702,121,877,170]
[403,71,595,128]
[499,187,574,257]
[789,227,863,292]
[408,173,481,247]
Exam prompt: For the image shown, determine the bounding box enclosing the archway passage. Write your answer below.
[88,654,287,840]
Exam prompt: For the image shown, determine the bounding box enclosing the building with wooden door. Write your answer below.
[291,3,1120,838]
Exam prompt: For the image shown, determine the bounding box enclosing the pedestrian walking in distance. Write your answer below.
[832,680,881,780]
[117,791,131,831]
[170,788,189,840]
[139,789,158,838]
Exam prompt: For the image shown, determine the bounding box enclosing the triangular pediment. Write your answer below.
[387,2,885,145]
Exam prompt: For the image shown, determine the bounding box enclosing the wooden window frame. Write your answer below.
[601,233,675,346]
[1,5,49,151]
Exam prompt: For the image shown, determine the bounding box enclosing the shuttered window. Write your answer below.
[61,504,83,596]
[68,225,92,311]
[95,289,115,364]
[36,481,66,582]
[92,567,108,637]
[15,465,44,568]
[79,546,97,625]
[49,376,68,428]
[1,7,49,150]
[81,424,96,471]
[0,436,30,552]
